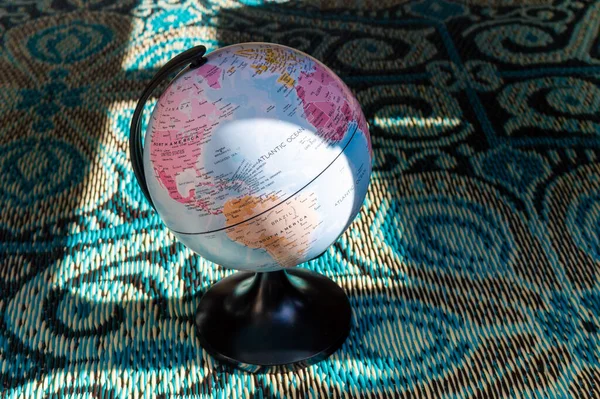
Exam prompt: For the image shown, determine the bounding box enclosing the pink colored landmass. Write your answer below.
[149,73,222,206]
[195,64,222,89]
[296,63,372,153]
[295,63,357,141]
[150,129,202,204]
[150,65,247,213]
[150,125,229,215]
[156,168,193,202]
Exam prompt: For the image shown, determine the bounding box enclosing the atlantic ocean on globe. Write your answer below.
[143,42,372,272]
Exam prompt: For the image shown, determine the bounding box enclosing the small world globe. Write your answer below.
[143,42,372,272]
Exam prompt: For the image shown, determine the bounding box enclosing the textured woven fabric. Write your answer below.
[1,0,599,397]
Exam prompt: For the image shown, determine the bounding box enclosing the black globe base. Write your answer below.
[195,268,351,373]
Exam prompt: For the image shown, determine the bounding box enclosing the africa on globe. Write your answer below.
[143,42,372,272]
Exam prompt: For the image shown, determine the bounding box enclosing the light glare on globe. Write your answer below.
[143,43,372,272]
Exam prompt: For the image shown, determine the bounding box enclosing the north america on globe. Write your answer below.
[144,43,372,271]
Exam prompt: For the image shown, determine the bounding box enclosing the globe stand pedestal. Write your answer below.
[195,268,351,373]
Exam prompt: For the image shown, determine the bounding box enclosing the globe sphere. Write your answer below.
[143,42,372,272]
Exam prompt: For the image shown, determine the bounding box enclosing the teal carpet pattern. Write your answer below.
[1,0,600,397]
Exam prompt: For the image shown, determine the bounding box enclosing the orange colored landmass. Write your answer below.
[277,72,295,88]
[236,47,300,75]
[223,194,319,267]
[251,64,268,75]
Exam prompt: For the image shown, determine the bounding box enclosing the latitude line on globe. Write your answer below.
[171,124,360,236]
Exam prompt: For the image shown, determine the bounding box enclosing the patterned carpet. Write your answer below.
[1,0,599,397]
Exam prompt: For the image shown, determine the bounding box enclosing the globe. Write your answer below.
[143,42,372,272]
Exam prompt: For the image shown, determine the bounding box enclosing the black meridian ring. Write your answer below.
[129,45,207,209]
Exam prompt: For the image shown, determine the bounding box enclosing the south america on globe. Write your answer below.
[144,42,372,272]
